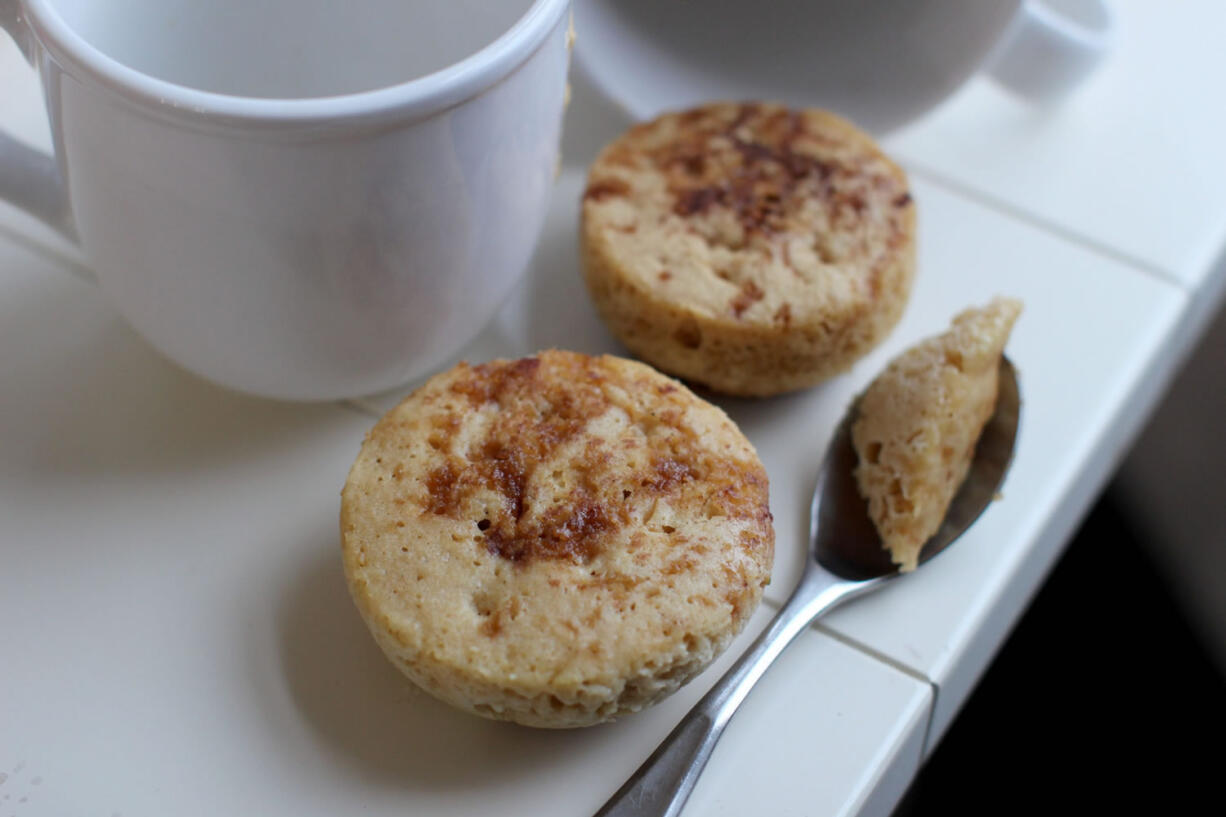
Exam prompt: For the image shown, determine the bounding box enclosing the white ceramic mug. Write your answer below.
[575,0,1112,134]
[0,0,571,400]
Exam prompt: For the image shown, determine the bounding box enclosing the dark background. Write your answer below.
[895,485,1226,813]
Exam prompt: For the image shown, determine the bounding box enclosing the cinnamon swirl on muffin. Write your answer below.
[341,350,774,727]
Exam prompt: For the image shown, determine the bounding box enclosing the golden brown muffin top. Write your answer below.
[583,102,914,325]
[342,351,774,712]
[411,351,771,567]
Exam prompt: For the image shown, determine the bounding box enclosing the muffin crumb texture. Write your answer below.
[341,350,774,727]
[581,101,916,396]
[852,298,1022,571]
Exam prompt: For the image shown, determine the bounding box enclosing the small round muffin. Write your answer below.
[341,350,774,728]
[581,102,916,397]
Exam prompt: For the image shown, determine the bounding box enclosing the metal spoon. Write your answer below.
[595,357,1021,817]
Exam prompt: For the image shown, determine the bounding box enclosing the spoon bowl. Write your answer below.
[815,355,1021,582]
[595,357,1021,817]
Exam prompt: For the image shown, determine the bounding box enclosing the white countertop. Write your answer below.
[2,2,1222,814]
[883,1,1226,289]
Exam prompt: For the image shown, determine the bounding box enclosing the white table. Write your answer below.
[2,3,1221,814]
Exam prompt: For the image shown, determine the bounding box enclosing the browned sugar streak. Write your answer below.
[589,103,912,320]
[664,105,842,235]
[419,354,767,566]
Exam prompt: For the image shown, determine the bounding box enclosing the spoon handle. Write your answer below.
[594,565,866,817]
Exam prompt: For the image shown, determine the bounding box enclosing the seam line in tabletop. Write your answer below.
[901,161,1190,292]
[754,595,937,692]
[341,398,383,419]
[0,226,391,423]
[0,221,95,284]
[812,620,933,688]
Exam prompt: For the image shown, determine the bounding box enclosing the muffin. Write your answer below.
[581,102,916,397]
[852,298,1022,571]
[341,350,774,727]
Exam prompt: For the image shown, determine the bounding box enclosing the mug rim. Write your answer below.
[21,0,570,126]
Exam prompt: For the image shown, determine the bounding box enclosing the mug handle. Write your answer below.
[986,0,1114,102]
[0,0,75,239]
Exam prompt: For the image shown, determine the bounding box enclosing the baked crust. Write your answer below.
[341,350,774,727]
[581,102,916,396]
[852,298,1022,571]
